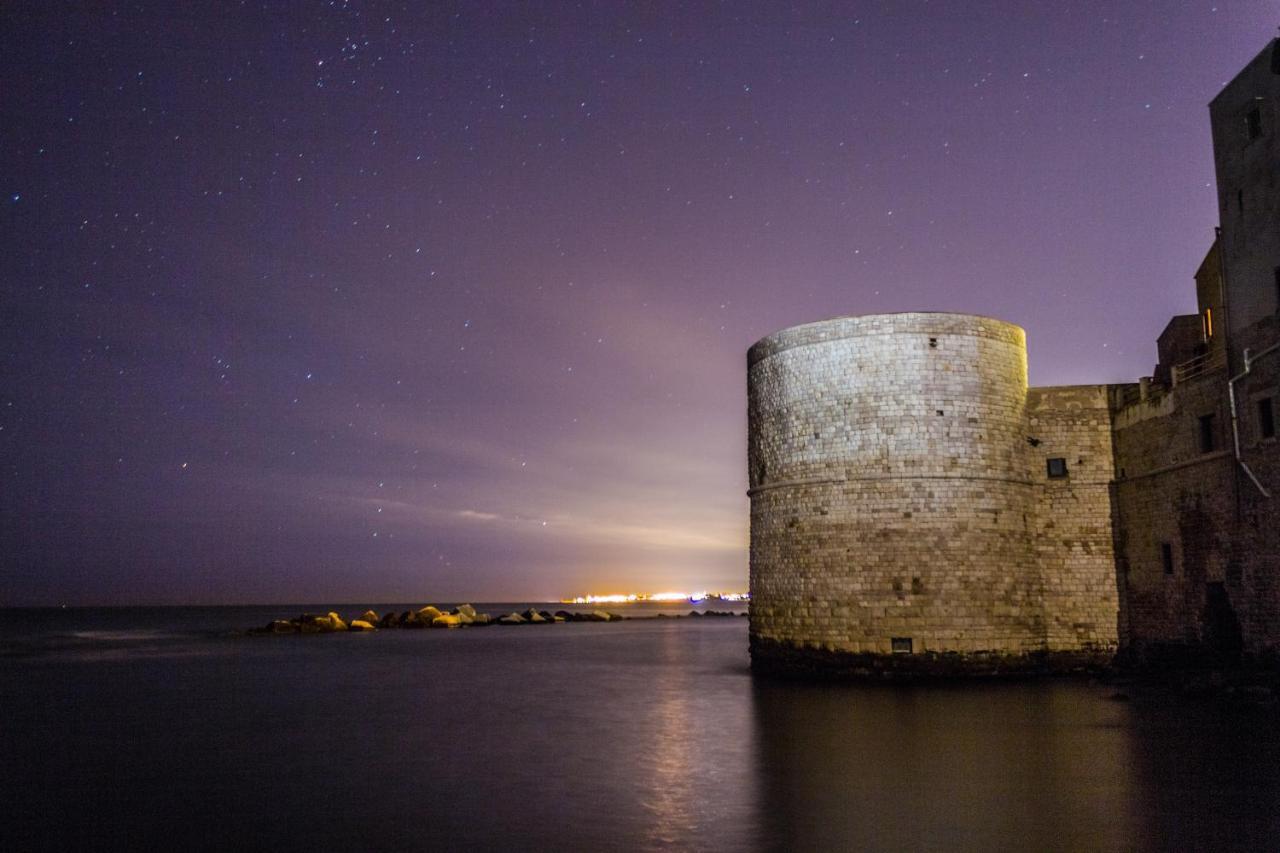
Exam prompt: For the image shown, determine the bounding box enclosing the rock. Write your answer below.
[554,610,575,621]
[688,610,703,618]
[553,615,566,623]
[589,610,611,622]
[523,608,546,624]
[359,609,379,625]
[456,603,477,619]
[470,612,491,625]
[303,611,347,632]
[269,620,296,634]
[417,605,443,622]
[607,612,623,622]
[448,606,473,622]
[497,612,526,625]
[349,620,376,632]
[432,614,462,628]
[380,612,401,628]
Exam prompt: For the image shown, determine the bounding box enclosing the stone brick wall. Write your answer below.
[1210,39,1280,341]
[1110,367,1245,659]
[1112,315,1280,662]
[1232,319,1280,655]
[748,313,1119,674]
[1200,36,1280,661]
[1024,386,1121,654]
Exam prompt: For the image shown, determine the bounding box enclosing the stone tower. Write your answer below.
[747,312,1119,677]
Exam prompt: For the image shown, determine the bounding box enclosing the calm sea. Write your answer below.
[2,604,1278,852]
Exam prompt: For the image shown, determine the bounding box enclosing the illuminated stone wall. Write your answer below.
[747,313,1119,676]
[1024,385,1122,654]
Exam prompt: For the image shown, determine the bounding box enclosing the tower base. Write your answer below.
[749,635,1116,681]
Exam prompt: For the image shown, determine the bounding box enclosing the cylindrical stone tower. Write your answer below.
[748,312,1044,677]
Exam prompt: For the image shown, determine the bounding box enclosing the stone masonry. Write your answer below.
[746,39,1279,678]
[1110,38,1280,665]
[747,313,1120,676]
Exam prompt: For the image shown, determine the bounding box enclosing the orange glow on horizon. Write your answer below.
[562,590,749,605]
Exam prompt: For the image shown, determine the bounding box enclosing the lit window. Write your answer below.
[1259,397,1276,440]
[891,637,913,654]
[1203,306,1213,339]
[1046,458,1068,478]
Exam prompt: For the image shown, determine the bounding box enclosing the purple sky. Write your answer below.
[2,3,1276,605]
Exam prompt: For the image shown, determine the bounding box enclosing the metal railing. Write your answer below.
[1172,348,1226,385]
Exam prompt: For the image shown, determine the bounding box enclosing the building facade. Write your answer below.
[748,39,1280,677]
[1113,38,1280,665]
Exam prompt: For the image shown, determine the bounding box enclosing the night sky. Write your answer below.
[2,3,1275,605]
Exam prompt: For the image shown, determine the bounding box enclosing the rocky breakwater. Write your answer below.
[250,605,633,635]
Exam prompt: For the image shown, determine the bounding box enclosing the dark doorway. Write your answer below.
[1202,582,1243,661]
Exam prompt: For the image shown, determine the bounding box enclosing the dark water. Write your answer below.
[2,606,1279,852]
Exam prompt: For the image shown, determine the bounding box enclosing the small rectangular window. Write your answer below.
[1046,457,1068,478]
[1259,397,1276,440]
[1246,107,1263,139]
[891,637,913,654]
[1199,414,1216,453]
[1161,542,1175,576]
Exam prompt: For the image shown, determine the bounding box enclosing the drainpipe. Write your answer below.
[1228,341,1280,498]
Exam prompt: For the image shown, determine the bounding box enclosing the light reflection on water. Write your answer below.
[749,677,1280,852]
[751,681,1138,850]
[639,628,700,847]
[2,610,1279,851]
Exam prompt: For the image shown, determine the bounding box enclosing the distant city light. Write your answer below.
[562,590,750,605]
